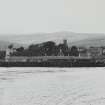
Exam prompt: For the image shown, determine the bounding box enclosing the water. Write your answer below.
[0,67,105,105]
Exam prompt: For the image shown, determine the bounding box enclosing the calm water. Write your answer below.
[0,67,105,105]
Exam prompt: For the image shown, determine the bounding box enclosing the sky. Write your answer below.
[0,0,105,34]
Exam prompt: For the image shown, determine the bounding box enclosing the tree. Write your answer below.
[12,41,57,56]
[28,44,42,56]
[42,41,56,56]
[8,44,13,49]
[70,46,79,56]
[28,44,39,51]
[16,47,24,52]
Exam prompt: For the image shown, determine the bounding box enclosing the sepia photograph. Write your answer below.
[0,0,105,105]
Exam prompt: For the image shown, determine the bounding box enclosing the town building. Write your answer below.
[87,47,103,57]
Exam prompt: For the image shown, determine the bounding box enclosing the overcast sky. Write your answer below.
[0,0,105,35]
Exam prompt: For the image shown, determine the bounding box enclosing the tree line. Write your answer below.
[10,41,79,56]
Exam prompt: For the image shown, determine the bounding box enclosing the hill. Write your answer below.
[0,40,25,50]
[0,32,89,45]
[70,36,105,47]
[0,32,105,48]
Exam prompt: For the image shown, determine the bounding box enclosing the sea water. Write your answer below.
[0,67,105,105]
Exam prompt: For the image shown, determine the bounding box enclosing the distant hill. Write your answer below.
[70,36,105,47]
[0,32,105,48]
[1,32,105,45]
[0,32,89,45]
